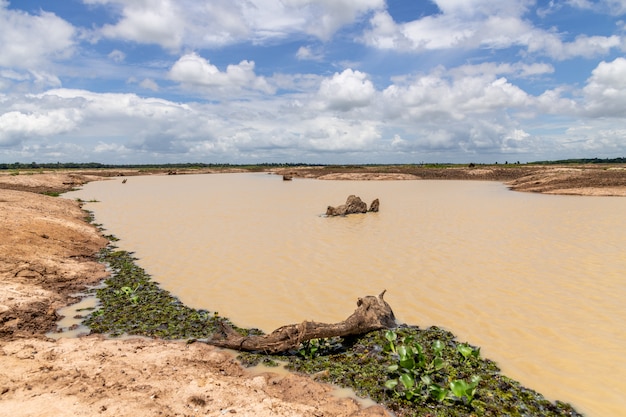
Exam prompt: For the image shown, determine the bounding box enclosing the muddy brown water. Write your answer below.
[65,173,626,417]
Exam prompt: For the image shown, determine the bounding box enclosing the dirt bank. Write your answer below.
[273,164,626,196]
[1,166,624,416]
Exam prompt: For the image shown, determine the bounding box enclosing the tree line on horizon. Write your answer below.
[0,162,309,170]
[0,157,624,171]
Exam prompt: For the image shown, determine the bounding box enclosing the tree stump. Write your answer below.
[206,290,396,353]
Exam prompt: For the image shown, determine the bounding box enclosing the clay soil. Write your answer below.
[1,165,625,417]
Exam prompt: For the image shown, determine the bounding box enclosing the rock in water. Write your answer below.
[368,198,379,212]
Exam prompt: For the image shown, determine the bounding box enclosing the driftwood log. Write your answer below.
[206,290,396,353]
[326,195,380,216]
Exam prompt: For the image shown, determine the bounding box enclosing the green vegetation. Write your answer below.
[273,328,581,417]
[41,191,61,197]
[531,157,626,164]
[383,330,482,406]
[1,157,624,172]
[84,246,255,339]
[0,161,312,170]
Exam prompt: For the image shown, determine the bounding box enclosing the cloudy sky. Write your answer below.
[1,0,626,164]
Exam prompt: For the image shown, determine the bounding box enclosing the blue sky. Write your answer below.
[1,0,626,164]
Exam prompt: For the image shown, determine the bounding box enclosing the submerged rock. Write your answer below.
[326,195,379,216]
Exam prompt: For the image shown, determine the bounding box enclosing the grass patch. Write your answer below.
[41,191,61,197]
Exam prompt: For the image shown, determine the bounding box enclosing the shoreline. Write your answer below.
[2,165,624,416]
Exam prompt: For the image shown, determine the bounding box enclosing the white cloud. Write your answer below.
[168,53,274,95]
[449,62,554,79]
[0,108,80,146]
[0,69,62,92]
[139,78,159,91]
[582,57,626,117]
[566,0,626,15]
[94,141,131,154]
[0,1,75,68]
[362,4,623,60]
[0,69,30,82]
[86,0,185,50]
[381,70,531,122]
[296,46,324,61]
[279,0,385,41]
[0,89,194,149]
[108,49,126,63]
[605,0,626,14]
[362,10,537,52]
[84,0,384,50]
[433,0,534,17]
[301,117,381,151]
[2,50,626,163]
[317,69,375,111]
[528,33,623,60]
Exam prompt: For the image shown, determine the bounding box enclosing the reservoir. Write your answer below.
[66,173,626,417]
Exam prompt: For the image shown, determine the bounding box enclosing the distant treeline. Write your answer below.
[1,158,624,170]
[0,162,310,170]
[531,157,626,164]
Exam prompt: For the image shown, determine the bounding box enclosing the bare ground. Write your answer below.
[1,165,624,417]
[273,164,626,196]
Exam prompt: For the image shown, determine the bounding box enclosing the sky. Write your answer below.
[1,0,626,164]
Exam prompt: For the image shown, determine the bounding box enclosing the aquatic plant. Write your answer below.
[457,342,480,362]
[449,375,481,405]
[298,337,343,360]
[116,285,140,304]
[283,326,583,417]
[83,246,242,339]
[383,330,481,408]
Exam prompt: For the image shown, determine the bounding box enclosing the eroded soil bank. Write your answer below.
[1,165,624,416]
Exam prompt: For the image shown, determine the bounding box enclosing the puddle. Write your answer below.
[46,294,99,339]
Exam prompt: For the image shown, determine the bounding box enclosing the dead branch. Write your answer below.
[206,290,396,354]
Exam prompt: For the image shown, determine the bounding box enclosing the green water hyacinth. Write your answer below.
[457,342,481,362]
[449,375,481,404]
[83,246,242,339]
[384,330,483,407]
[117,285,140,304]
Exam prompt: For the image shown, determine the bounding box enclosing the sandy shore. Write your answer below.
[1,166,624,416]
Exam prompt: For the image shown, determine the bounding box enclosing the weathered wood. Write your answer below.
[206,290,396,353]
[326,195,380,216]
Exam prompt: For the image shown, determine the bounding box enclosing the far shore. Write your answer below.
[2,162,625,196]
[1,164,623,417]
